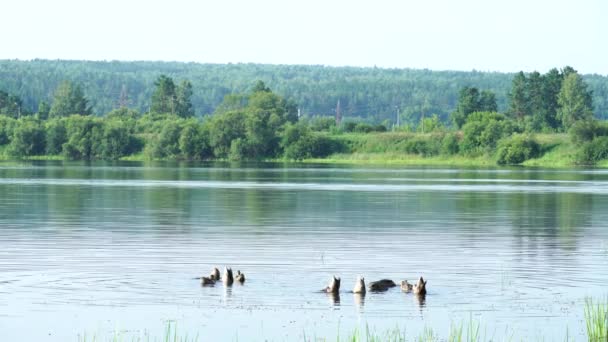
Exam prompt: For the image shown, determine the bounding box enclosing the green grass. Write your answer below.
[78,322,199,342]
[305,152,496,167]
[584,297,608,341]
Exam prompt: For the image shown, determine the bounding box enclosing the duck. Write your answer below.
[352,276,366,294]
[400,280,413,292]
[322,275,341,294]
[412,276,427,295]
[200,276,216,286]
[209,267,221,281]
[223,267,234,286]
[235,270,245,284]
[368,279,396,292]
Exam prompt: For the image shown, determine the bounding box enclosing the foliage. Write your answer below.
[0,90,24,118]
[496,134,541,165]
[441,132,460,155]
[0,116,17,145]
[7,119,45,157]
[49,81,92,118]
[584,297,608,342]
[460,112,517,154]
[557,72,594,129]
[451,87,498,128]
[45,119,67,155]
[418,114,444,133]
[150,75,195,117]
[569,120,608,145]
[576,137,608,165]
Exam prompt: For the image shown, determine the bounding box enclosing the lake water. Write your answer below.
[0,161,607,341]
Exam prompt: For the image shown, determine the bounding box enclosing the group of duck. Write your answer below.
[197,267,427,297]
[197,267,245,286]
[323,275,427,295]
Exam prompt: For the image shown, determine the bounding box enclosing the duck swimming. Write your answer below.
[412,276,427,295]
[352,276,366,294]
[322,275,341,294]
[210,267,221,281]
[400,280,413,292]
[200,276,215,286]
[235,270,245,284]
[368,279,396,292]
[223,267,234,286]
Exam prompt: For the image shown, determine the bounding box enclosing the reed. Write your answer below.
[584,297,608,342]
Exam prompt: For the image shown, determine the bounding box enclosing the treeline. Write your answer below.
[1,67,608,165]
[1,59,607,123]
[0,81,339,161]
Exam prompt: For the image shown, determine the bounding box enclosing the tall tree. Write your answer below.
[175,80,194,117]
[150,75,176,114]
[479,90,498,112]
[557,72,594,129]
[540,68,564,129]
[451,87,480,128]
[49,81,92,118]
[450,87,496,128]
[0,90,23,118]
[508,72,530,120]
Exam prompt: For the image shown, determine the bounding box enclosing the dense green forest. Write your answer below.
[1,63,608,166]
[1,59,607,123]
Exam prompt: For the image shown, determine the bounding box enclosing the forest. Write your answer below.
[1,59,608,123]
[1,61,608,166]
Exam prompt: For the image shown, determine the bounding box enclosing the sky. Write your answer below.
[1,0,606,74]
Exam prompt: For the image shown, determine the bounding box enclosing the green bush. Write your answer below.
[281,123,344,160]
[496,135,541,165]
[576,136,608,165]
[0,116,17,145]
[354,123,374,133]
[403,137,440,156]
[441,133,460,155]
[309,117,336,132]
[569,120,608,145]
[45,119,67,155]
[7,119,46,157]
[461,112,517,154]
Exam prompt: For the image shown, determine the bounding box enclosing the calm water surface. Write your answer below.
[0,161,607,341]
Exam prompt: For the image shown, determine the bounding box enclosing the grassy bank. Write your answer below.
[2,132,606,168]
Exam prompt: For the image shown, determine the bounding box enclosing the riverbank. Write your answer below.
[2,132,607,168]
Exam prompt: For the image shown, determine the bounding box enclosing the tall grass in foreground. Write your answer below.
[78,300,608,342]
[78,322,199,342]
[584,297,608,341]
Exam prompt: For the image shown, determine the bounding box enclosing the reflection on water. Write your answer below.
[0,161,607,341]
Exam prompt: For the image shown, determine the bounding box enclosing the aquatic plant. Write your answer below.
[78,322,199,342]
[584,297,608,341]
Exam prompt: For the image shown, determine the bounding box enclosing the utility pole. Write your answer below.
[297,107,301,119]
[421,105,425,134]
[396,106,400,128]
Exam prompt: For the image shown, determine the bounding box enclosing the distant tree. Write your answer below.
[479,90,498,112]
[45,119,67,155]
[37,101,51,120]
[540,68,564,129]
[0,90,23,118]
[508,72,529,120]
[557,72,594,129]
[252,80,271,93]
[7,119,46,156]
[49,81,92,118]
[150,75,176,114]
[451,87,496,128]
[175,80,194,117]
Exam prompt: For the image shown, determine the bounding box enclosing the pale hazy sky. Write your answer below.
[2,0,606,74]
